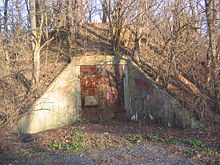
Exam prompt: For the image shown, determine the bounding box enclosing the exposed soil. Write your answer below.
[0,120,219,164]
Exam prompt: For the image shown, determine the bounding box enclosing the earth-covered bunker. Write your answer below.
[13,55,201,133]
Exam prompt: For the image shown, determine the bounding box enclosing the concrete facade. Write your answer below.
[13,55,201,133]
[126,62,201,128]
[13,63,81,133]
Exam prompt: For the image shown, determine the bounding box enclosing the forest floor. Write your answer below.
[0,120,219,165]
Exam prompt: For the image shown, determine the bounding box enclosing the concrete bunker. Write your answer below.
[13,55,202,133]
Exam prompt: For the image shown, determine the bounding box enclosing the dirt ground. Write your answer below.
[0,120,219,164]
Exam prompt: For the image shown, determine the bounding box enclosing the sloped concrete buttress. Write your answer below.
[13,64,81,133]
[127,61,202,128]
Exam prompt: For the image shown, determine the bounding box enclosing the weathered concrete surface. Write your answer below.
[71,55,127,66]
[13,64,81,133]
[13,55,202,133]
[127,61,202,128]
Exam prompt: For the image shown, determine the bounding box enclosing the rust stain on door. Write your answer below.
[80,65,125,120]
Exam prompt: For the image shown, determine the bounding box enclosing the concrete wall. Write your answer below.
[71,55,127,66]
[126,61,202,128]
[13,63,81,133]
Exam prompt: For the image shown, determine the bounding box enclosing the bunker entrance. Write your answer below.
[80,65,125,120]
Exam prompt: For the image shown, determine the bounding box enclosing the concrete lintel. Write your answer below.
[71,55,128,66]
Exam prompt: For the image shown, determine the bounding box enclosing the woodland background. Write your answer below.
[0,0,219,130]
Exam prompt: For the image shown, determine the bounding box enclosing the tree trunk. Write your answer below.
[133,0,148,63]
[74,0,83,26]
[25,0,31,30]
[30,0,41,85]
[133,28,142,63]
[205,0,219,112]
[110,0,123,51]
[65,0,73,29]
[3,0,9,32]
[189,0,200,40]
[102,0,108,23]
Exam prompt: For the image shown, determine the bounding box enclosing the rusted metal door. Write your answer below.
[80,65,124,120]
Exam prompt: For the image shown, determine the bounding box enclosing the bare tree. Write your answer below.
[3,0,9,32]
[100,0,108,23]
[132,0,149,63]
[30,0,55,85]
[205,0,219,112]
[30,0,40,84]
[107,0,135,51]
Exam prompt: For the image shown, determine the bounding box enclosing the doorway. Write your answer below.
[80,65,125,120]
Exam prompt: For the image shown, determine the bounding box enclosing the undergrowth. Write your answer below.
[120,134,219,156]
[48,130,132,152]
[48,129,219,157]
